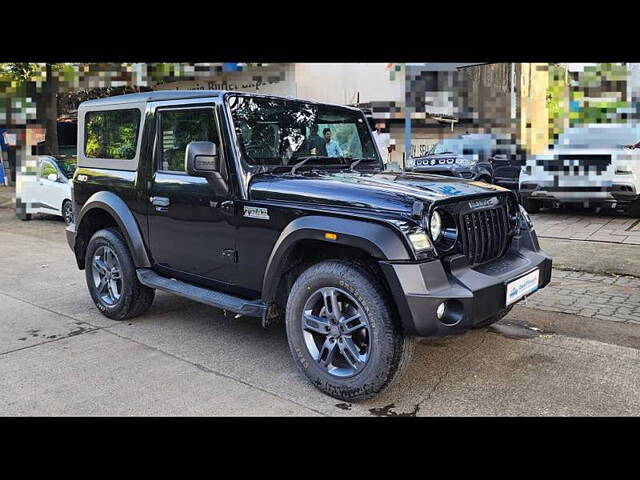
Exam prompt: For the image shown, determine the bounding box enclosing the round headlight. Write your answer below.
[430,210,442,240]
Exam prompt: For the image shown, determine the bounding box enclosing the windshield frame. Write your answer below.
[224,92,384,180]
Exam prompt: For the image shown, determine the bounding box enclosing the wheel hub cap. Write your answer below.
[91,245,122,306]
[301,287,371,378]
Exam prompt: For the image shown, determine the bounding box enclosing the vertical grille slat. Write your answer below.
[458,204,511,266]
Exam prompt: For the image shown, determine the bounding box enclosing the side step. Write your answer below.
[136,268,266,318]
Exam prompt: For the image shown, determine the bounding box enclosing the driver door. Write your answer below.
[146,103,237,288]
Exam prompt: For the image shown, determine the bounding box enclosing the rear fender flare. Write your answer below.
[76,191,151,268]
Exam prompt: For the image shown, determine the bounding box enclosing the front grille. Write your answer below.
[459,206,510,265]
[537,154,611,176]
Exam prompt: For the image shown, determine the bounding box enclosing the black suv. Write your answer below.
[66,91,552,401]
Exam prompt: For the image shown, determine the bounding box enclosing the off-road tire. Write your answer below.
[472,304,514,329]
[85,227,155,320]
[285,260,413,402]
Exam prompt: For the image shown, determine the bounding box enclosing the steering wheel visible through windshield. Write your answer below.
[227,95,381,173]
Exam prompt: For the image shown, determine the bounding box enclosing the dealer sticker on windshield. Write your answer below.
[506,269,540,306]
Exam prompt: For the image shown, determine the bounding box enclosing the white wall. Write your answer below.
[154,64,297,97]
[294,63,404,105]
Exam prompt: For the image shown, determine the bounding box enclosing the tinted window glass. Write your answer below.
[158,108,218,172]
[85,109,140,160]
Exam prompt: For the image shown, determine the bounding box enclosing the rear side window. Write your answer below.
[85,109,141,160]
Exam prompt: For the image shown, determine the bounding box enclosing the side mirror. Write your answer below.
[186,141,219,175]
[47,173,58,182]
[185,141,228,196]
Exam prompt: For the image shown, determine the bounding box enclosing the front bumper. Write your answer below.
[380,229,552,337]
[519,183,639,206]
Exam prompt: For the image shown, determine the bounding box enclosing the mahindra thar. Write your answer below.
[66,91,552,401]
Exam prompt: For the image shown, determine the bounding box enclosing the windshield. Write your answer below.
[55,158,77,179]
[555,126,640,149]
[228,95,380,172]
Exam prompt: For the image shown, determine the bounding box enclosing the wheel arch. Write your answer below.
[74,191,151,270]
[261,215,411,303]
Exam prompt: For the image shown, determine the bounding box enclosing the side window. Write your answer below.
[85,109,141,160]
[158,108,218,173]
[40,161,57,179]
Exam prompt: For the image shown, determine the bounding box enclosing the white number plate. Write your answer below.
[506,269,540,306]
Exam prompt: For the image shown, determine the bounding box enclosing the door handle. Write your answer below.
[150,196,170,212]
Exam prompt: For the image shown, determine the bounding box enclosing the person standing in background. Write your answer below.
[323,128,342,157]
[372,121,391,165]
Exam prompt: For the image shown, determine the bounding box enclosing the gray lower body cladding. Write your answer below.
[380,229,552,337]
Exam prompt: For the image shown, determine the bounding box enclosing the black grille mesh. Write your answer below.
[459,207,509,265]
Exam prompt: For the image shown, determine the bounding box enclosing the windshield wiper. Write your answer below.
[288,156,329,175]
[348,158,377,171]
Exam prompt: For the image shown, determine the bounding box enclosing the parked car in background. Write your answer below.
[16,156,76,224]
[519,124,640,216]
[406,133,527,188]
[406,134,495,183]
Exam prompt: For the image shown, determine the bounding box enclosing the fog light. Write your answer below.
[436,302,446,320]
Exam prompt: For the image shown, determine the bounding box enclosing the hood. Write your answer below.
[249,171,510,214]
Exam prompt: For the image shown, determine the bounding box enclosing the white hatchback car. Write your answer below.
[519,124,640,217]
[17,156,76,225]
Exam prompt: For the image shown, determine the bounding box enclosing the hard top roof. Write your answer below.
[78,90,362,112]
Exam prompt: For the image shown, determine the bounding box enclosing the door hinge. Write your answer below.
[222,248,238,263]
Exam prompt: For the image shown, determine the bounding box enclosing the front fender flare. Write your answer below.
[261,215,411,301]
[76,191,151,268]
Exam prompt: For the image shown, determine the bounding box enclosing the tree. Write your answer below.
[0,62,59,155]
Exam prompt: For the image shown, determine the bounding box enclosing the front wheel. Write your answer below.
[285,260,413,402]
[62,200,73,225]
[85,227,155,320]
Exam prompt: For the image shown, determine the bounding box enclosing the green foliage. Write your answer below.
[85,110,139,159]
[547,63,632,144]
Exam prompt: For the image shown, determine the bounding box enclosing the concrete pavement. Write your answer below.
[1,208,639,416]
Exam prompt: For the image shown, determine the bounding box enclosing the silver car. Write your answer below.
[519,124,640,217]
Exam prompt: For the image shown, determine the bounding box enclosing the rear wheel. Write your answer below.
[285,260,413,402]
[85,227,154,320]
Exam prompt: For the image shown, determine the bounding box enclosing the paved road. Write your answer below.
[1,208,639,416]
[533,209,640,244]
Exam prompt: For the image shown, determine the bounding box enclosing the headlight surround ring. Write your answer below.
[429,210,443,241]
[429,208,458,252]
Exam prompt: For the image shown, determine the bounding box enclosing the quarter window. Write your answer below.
[85,109,141,160]
[158,108,219,172]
